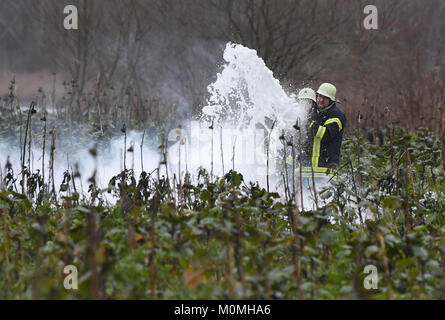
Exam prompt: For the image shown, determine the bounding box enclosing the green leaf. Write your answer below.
[385,234,401,247]
[426,260,440,273]
[319,226,337,246]
[382,196,402,210]
[179,256,189,269]
[396,258,414,268]
[200,189,211,201]
[365,245,380,256]
[336,249,351,259]
[412,246,428,261]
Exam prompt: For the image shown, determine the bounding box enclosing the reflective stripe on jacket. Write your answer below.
[302,103,346,179]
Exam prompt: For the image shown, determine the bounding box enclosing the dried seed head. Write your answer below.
[73,163,80,178]
[279,130,285,141]
[293,118,300,131]
[6,157,12,169]
[88,170,97,184]
[89,145,98,158]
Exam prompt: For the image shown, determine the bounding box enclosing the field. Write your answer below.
[1,115,444,299]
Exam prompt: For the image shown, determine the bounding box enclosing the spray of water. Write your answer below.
[1,42,322,209]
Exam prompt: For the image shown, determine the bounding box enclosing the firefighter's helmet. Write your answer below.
[317,83,337,102]
[297,88,316,102]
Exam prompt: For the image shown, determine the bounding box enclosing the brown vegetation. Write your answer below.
[0,0,444,134]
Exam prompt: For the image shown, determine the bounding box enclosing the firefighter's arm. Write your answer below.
[322,117,343,142]
[309,117,343,143]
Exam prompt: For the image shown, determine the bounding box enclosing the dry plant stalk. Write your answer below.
[49,129,60,217]
[220,126,225,175]
[87,145,103,299]
[289,137,296,205]
[41,111,47,192]
[356,110,363,185]
[406,151,419,224]
[280,130,291,202]
[298,130,304,213]
[21,102,35,195]
[232,136,237,173]
[266,119,277,193]
[122,123,127,171]
[442,117,445,173]
[223,208,235,298]
[348,157,363,224]
[378,233,393,299]
[310,167,319,211]
[141,129,146,172]
[2,209,9,266]
[231,190,246,291]
[210,120,214,181]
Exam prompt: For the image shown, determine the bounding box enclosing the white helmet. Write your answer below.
[297,88,316,102]
[317,83,337,102]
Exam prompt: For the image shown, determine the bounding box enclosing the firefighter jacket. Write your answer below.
[302,102,319,165]
[302,102,346,180]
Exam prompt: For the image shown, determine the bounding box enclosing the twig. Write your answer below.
[232,136,237,172]
[266,119,277,193]
[311,166,319,211]
[210,120,214,181]
[220,126,225,176]
[348,157,363,224]
[21,102,34,195]
[50,129,60,217]
[141,129,145,172]
[41,111,47,192]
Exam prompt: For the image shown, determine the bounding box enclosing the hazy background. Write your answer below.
[1,0,444,133]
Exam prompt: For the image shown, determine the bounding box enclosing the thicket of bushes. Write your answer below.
[0,125,444,299]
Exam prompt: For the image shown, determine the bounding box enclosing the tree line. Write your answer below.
[0,0,444,135]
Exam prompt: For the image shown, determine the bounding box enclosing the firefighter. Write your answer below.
[296,88,318,166]
[302,83,347,182]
